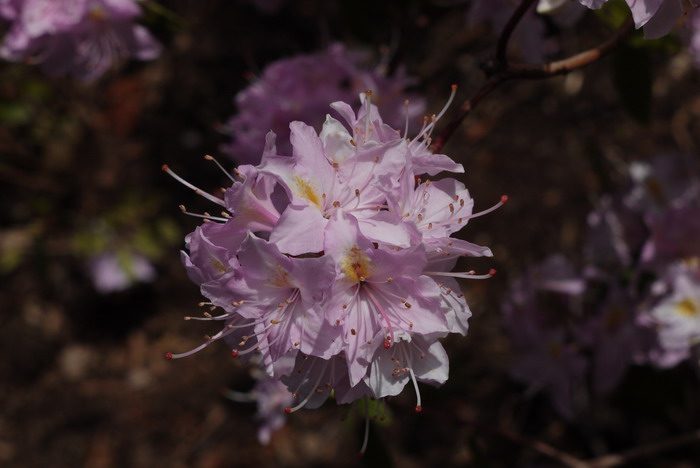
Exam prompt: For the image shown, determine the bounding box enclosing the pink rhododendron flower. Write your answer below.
[646,262,700,367]
[689,11,700,67]
[164,91,500,449]
[502,269,587,418]
[0,0,161,80]
[576,0,684,38]
[222,44,426,165]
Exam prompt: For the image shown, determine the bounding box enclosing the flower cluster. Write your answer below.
[165,90,500,434]
[502,153,700,418]
[222,43,425,165]
[0,0,161,81]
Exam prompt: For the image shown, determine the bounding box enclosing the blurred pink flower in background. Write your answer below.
[221,44,425,165]
[0,0,161,80]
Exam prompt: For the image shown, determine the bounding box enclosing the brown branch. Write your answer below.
[495,0,539,65]
[431,17,634,153]
[584,429,700,468]
[503,17,634,80]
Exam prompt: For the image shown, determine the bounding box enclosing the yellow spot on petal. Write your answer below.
[89,6,106,21]
[209,257,227,274]
[292,176,322,209]
[268,264,291,288]
[675,299,699,317]
[340,246,372,284]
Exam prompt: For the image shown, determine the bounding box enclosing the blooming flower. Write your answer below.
[0,0,161,80]
[647,261,700,367]
[221,44,425,165]
[164,91,500,450]
[576,0,684,38]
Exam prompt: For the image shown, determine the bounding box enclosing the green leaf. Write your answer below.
[0,101,31,126]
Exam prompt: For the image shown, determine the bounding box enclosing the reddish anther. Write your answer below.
[415,406,423,413]
[165,352,173,360]
[230,349,239,358]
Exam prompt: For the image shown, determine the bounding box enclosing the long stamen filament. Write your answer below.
[424,269,496,280]
[162,164,226,207]
[359,398,371,456]
[204,154,237,183]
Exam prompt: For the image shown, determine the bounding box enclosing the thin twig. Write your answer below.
[584,429,700,468]
[495,0,539,65]
[503,17,634,80]
[431,16,634,152]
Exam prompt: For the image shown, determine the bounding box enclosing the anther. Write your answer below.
[165,352,173,360]
[383,339,392,349]
[415,406,423,413]
[230,349,239,358]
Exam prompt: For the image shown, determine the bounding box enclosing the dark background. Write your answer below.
[1,1,700,466]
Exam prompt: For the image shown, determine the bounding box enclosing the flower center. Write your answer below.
[340,246,371,284]
[675,298,699,317]
[292,176,322,209]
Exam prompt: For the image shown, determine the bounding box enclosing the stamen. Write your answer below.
[162,164,225,207]
[285,361,327,414]
[203,154,237,183]
[359,398,371,456]
[403,99,410,138]
[364,90,373,142]
[408,364,422,413]
[364,286,395,348]
[467,195,508,220]
[178,204,228,222]
[423,269,496,280]
[422,84,458,136]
